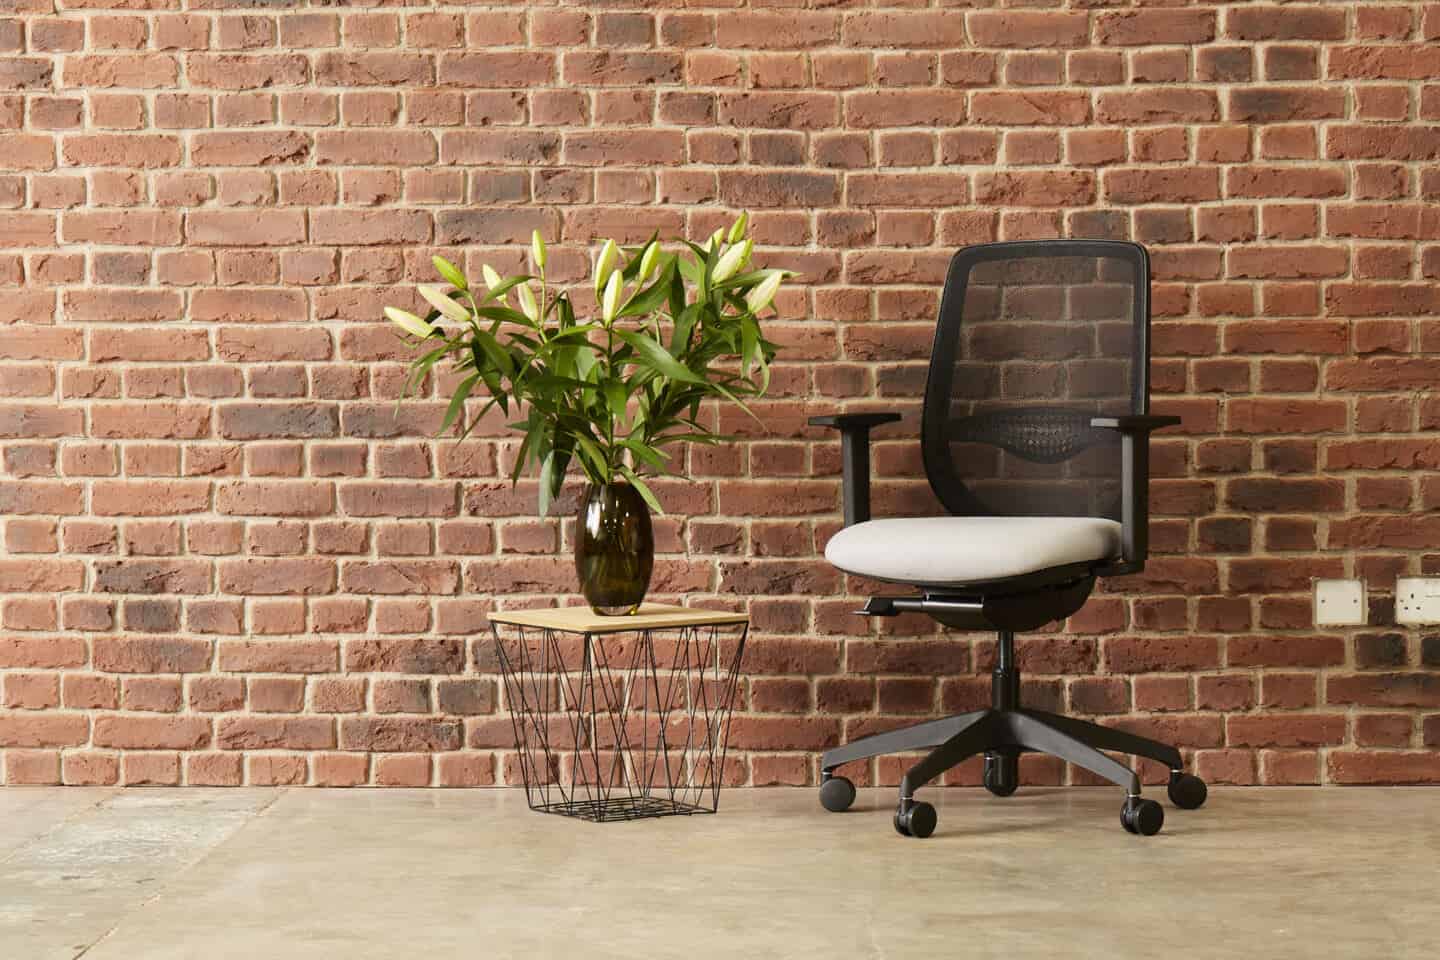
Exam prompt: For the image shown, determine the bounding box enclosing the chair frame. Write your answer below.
[810,240,1202,839]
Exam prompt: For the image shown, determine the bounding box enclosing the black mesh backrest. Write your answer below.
[921,241,1150,520]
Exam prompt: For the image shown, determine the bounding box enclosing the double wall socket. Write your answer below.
[1396,578,1440,625]
[1311,577,1440,626]
[1313,579,1366,626]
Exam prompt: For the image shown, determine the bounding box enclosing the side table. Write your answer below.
[490,603,748,822]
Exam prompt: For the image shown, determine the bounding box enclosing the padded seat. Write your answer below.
[825,516,1122,586]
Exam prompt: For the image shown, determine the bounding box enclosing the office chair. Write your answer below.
[811,240,1206,839]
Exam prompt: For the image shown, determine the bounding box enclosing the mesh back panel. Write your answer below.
[923,244,1146,521]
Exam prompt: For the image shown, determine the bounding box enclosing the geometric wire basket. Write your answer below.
[491,606,747,822]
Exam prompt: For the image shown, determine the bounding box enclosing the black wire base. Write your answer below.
[533,795,715,823]
[493,617,747,822]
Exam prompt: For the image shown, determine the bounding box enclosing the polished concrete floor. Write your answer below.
[1,786,1436,959]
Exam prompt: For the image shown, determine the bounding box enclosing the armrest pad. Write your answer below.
[1090,414,1182,433]
[809,413,902,431]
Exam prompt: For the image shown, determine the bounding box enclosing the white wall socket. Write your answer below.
[1395,578,1440,625]
[1314,578,1366,626]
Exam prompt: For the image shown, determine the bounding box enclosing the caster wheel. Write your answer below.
[1167,772,1207,810]
[1120,797,1164,836]
[983,752,1018,797]
[893,801,937,839]
[819,775,856,813]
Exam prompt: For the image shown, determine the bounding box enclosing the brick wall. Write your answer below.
[2,1,1439,788]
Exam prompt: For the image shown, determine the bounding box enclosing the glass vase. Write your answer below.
[575,481,654,616]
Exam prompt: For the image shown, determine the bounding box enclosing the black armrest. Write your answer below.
[1090,414,1182,573]
[809,413,902,431]
[1089,415,1182,433]
[809,412,902,526]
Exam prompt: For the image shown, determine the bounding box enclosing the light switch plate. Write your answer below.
[1314,578,1366,626]
[1395,578,1440,624]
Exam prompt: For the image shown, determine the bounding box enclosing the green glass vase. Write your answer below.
[575,481,654,616]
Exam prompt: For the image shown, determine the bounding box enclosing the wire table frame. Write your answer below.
[490,604,748,823]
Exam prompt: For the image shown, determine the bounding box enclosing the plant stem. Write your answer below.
[604,320,615,485]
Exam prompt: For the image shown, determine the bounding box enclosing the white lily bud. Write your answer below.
[517,282,539,322]
[385,306,434,339]
[416,284,470,323]
[728,212,748,244]
[482,264,502,291]
[638,241,660,282]
[745,271,782,314]
[594,239,618,297]
[601,269,623,326]
[707,227,725,252]
[712,238,752,284]
[531,230,547,272]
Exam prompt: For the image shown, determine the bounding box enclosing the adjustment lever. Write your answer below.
[859,597,901,617]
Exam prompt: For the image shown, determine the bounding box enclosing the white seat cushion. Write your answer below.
[825,516,1123,586]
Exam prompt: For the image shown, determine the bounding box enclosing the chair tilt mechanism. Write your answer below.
[810,240,1208,839]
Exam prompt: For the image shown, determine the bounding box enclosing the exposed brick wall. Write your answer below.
[2,1,1439,788]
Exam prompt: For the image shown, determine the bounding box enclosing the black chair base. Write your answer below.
[818,631,1208,838]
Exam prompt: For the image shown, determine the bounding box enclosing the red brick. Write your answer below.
[315,130,436,166]
[967,12,1088,49]
[219,558,336,596]
[436,52,553,87]
[1104,636,1221,673]
[217,639,337,674]
[248,755,308,786]
[1328,751,1440,785]
[311,209,430,245]
[187,54,307,89]
[1097,10,1216,46]
[64,752,120,786]
[1230,88,1348,122]
[844,91,966,129]
[974,171,1094,207]
[94,715,210,750]
[186,210,307,246]
[8,750,62,785]
[972,91,1089,127]
[187,753,242,786]
[1104,168,1220,204]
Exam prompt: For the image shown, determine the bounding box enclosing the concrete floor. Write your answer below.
[1,787,1436,959]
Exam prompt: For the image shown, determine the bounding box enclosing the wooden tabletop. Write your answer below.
[488,602,749,634]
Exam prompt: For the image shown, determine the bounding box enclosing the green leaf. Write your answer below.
[572,433,609,482]
[574,345,597,382]
[484,275,532,303]
[439,372,479,436]
[619,465,663,515]
[676,252,703,289]
[613,329,704,384]
[618,259,674,319]
[711,379,760,424]
[510,427,534,486]
[604,379,628,422]
[670,303,700,356]
[472,304,535,328]
[537,450,556,516]
[666,264,687,321]
[622,437,668,472]
[715,268,789,293]
[469,325,514,380]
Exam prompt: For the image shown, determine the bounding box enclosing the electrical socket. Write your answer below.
[1314,578,1366,626]
[1395,578,1440,625]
